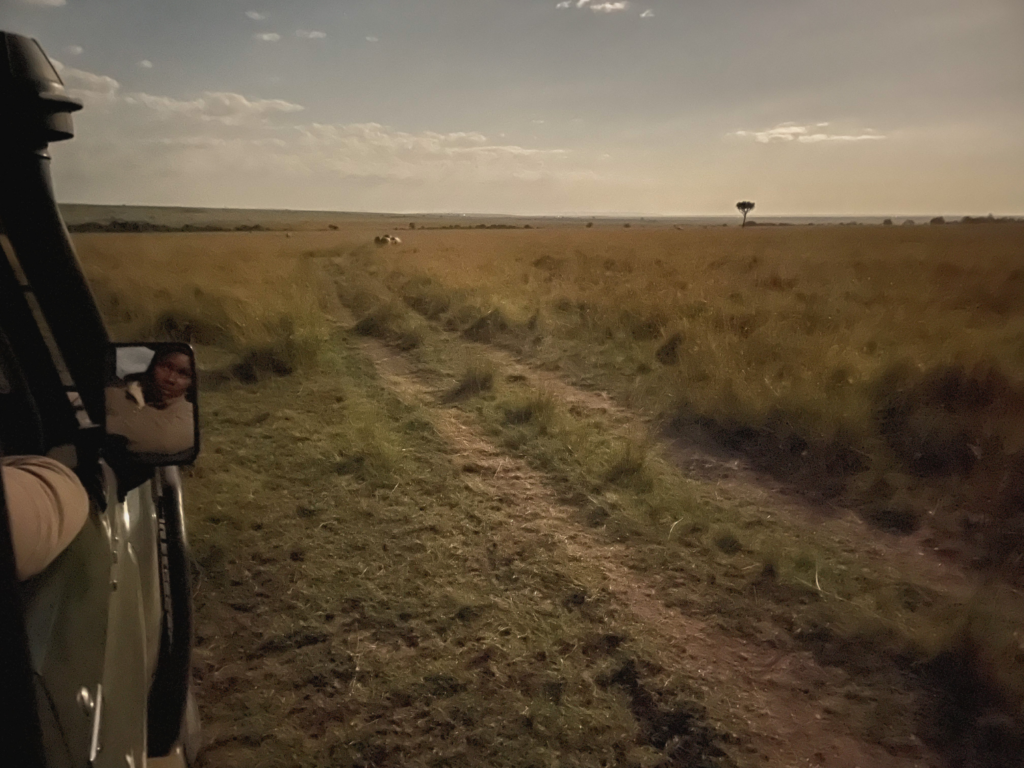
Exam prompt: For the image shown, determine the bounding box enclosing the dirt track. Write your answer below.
[187,279,992,767]
[355,331,938,768]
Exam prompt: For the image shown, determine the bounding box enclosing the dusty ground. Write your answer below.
[359,337,937,768]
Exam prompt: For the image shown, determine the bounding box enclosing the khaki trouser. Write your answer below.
[2,456,90,580]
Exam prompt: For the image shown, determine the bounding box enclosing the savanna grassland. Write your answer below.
[338,223,1024,562]
[75,213,1024,768]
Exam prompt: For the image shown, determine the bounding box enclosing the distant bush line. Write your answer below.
[415,223,535,230]
[751,217,1021,227]
[70,220,270,233]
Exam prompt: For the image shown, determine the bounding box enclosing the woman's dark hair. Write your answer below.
[143,343,194,379]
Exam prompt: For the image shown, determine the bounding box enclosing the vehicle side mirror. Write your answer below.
[104,343,199,466]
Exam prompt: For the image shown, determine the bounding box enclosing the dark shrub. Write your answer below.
[655,333,683,365]
[463,310,511,343]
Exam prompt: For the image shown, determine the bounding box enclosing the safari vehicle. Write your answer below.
[1,32,201,767]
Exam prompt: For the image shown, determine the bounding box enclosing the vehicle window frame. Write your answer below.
[0,237,80,451]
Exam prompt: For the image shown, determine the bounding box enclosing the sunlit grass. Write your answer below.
[318,223,1024,752]
[73,222,1024,761]
[74,232,333,371]
[328,223,1024,568]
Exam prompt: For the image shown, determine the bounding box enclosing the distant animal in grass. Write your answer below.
[374,234,401,245]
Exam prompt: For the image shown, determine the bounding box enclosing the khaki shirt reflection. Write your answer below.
[106,383,194,455]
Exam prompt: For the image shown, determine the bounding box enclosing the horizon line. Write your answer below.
[57,203,1024,220]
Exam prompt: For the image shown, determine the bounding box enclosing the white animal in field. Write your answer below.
[374,234,401,245]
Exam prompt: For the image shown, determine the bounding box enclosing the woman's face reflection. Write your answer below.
[152,352,193,402]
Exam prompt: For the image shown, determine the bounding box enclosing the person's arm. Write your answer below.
[1,456,90,580]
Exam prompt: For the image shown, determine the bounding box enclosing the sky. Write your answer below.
[2,0,1022,216]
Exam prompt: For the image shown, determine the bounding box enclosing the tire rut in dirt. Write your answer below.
[353,334,940,768]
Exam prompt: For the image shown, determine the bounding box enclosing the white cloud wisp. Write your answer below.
[557,0,630,12]
[46,63,595,210]
[52,60,120,104]
[732,122,886,144]
[124,91,304,125]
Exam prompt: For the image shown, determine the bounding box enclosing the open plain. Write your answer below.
[72,209,1024,768]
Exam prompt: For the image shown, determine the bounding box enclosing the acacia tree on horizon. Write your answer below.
[736,200,755,227]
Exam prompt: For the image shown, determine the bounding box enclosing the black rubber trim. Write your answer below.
[146,469,194,758]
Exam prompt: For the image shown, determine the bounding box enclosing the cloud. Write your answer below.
[288,122,570,182]
[66,45,84,56]
[640,9,654,18]
[50,61,304,130]
[254,33,281,42]
[124,91,304,125]
[557,1,630,12]
[51,60,120,104]
[798,131,885,143]
[732,122,886,144]
[58,111,585,204]
[296,30,327,39]
[366,36,379,42]
[42,63,602,211]
[19,0,66,6]
[245,11,266,21]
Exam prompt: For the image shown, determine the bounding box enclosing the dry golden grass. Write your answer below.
[337,223,1024,566]
[70,217,1024,765]
[73,232,344,370]
[72,220,1024,567]
[321,223,1024,760]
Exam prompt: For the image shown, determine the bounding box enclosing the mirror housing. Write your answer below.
[0,31,82,149]
[104,343,199,466]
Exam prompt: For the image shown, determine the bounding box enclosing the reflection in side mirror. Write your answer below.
[104,343,200,466]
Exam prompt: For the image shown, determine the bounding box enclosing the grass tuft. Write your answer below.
[604,438,654,491]
[463,308,513,343]
[353,303,424,351]
[713,530,743,555]
[400,275,453,319]
[443,363,496,403]
[503,391,557,428]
